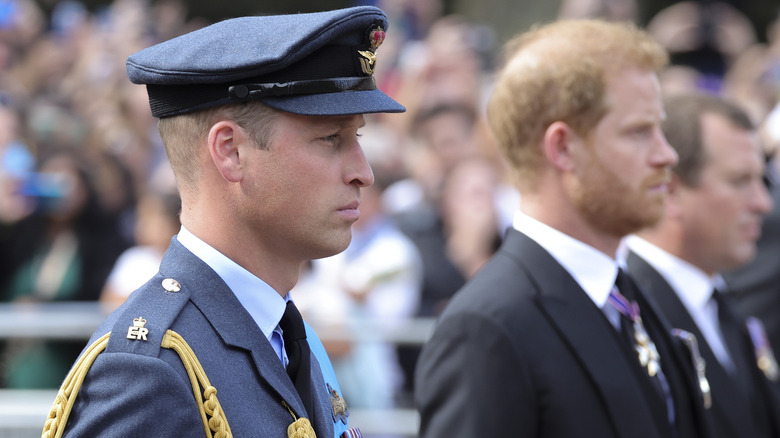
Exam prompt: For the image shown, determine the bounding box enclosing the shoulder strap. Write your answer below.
[41,330,232,438]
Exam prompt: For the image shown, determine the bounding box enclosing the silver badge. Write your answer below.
[127,317,149,341]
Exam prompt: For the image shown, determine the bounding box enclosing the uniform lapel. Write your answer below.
[505,231,666,438]
[161,240,308,420]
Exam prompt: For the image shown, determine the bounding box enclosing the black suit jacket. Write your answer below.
[627,251,780,438]
[723,180,780,357]
[415,229,712,437]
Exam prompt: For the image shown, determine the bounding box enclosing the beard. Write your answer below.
[570,156,668,239]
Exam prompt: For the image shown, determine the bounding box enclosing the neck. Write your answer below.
[180,205,300,298]
[521,195,621,259]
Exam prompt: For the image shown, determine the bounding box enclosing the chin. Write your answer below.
[309,237,352,260]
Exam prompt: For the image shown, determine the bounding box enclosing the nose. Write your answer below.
[346,140,375,188]
[652,129,679,169]
[751,179,774,215]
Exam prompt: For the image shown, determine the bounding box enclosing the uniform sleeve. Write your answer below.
[415,312,537,437]
[63,351,205,437]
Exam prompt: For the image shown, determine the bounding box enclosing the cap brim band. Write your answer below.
[259,88,405,116]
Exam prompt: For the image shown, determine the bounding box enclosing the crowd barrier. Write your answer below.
[0,302,434,437]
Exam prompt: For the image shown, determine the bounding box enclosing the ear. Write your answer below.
[543,121,579,172]
[207,121,245,183]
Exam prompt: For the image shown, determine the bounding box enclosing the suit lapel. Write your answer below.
[627,251,750,437]
[504,231,666,438]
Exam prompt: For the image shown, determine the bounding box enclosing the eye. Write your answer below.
[323,134,339,143]
[322,131,362,145]
[628,125,653,138]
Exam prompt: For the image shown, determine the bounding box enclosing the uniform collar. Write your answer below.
[176,226,287,341]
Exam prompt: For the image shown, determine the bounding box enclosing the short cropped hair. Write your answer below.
[158,101,279,192]
[662,93,754,187]
[487,19,668,190]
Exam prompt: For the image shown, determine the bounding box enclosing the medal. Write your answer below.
[633,317,660,377]
[746,317,780,382]
[672,328,712,409]
[608,285,661,378]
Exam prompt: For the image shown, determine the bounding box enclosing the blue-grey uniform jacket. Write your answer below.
[61,238,351,437]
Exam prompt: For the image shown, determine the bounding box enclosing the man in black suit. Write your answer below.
[415,19,713,438]
[625,92,780,438]
[723,154,780,363]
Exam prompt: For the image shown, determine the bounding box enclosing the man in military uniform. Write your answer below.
[42,6,403,438]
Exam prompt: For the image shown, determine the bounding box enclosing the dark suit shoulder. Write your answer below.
[439,244,539,322]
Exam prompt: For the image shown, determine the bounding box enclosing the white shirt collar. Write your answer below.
[176,226,288,342]
[624,235,715,310]
[513,212,618,308]
[625,235,735,369]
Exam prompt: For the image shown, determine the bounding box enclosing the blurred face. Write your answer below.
[571,68,678,238]
[37,155,88,222]
[238,112,374,262]
[420,112,477,170]
[677,113,772,274]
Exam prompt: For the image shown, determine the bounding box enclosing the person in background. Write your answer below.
[390,104,509,404]
[42,6,404,438]
[292,172,422,410]
[625,92,779,438]
[0,149,127,388]
[416,19,713,438]
[100,184,181,312]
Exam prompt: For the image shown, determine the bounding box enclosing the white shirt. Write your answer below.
[625,235,734,371]
[176,226,289,365]
[513,212,619,314]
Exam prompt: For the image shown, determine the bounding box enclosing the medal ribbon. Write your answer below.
[746,316,780,382]
[607,287,640,323]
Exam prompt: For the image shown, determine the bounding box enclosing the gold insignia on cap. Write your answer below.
[358,25,385,75]
[162,278,182,292]
[327,383,349,424]
[126,317,149,341]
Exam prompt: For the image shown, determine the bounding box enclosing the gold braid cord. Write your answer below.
[42,333,110,438]
[282,401,317,438]
[40,330,232,438]
[161,330,232,438]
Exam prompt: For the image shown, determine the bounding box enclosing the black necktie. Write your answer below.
[712,288,753,384]
[280,300,313,418]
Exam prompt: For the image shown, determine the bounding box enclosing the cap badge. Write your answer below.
[358,25,385,75]
[328,383,349,424]
[127,317,149,341]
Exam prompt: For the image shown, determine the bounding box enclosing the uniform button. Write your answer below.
[162,278,182,292]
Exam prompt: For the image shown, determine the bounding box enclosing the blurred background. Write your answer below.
[0,0,779,436]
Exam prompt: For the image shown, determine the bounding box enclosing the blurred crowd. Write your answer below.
[0,0,778,413]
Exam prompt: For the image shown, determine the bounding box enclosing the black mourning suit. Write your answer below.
[415,229,713,437]
[627,251,780,438]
